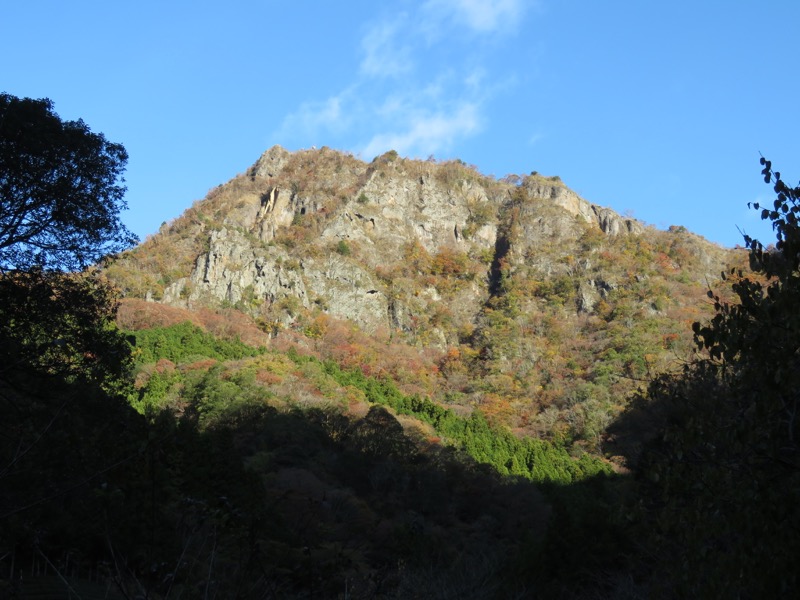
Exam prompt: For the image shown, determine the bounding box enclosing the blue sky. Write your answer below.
[2,0,798,248]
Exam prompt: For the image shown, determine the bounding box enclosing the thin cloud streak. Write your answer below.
[274,1,531,159]
[360,18,413,78]
[274,91,354,141]
[423,0,528,34]
[362,102,481,159]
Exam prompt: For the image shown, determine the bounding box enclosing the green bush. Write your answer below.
[129,321,264,364]
[335,240,351,256]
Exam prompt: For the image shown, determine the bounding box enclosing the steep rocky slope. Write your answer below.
[106,146,740,447]
[109,146,719,326]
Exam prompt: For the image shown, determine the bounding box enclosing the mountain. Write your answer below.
[106,145,740,452]
[2,146,756,598]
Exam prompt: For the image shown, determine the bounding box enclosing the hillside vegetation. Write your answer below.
[106,146,742,456]
[6,114,792,598]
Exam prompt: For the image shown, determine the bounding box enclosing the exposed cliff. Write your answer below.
[111,146,727,335]
[106,145,740,444]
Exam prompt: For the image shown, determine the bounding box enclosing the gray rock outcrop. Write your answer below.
[143,146,654,336]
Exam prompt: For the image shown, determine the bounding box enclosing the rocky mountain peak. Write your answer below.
[250,144,291,178]
[107,146,733,346]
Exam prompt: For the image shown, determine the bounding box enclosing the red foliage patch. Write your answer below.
[256,370,282,385]
[117,298,271,348]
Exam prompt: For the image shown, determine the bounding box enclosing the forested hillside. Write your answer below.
[106,145,742,457]
[2,93,796,598]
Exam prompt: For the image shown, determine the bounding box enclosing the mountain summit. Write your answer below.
[107,145,737,445]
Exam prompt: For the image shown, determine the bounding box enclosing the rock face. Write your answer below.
[523,177,644,236]
[251,145,291,178]
[162,224,386,330]
[113,146,730,342]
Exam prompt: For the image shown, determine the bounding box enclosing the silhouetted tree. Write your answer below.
[0,92,136,272]
[630,159,800,596]
[0,269,132,388]
[0,92,137,393]
[0,94,141,589]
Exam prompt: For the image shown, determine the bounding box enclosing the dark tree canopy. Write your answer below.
[625,159,800,597]
[0,92,137,271]
[0,96,139,559]
[0,269,132,389]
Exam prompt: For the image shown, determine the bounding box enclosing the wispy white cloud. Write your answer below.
[464,68,487,92]
[360,19,413,78]
[274,91,354,141]
[423,0,528,34]
[362,102,481,159]
[528,131,544,145]
[274,1,532,159]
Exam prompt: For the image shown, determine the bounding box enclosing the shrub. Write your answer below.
[335,240,352,256]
